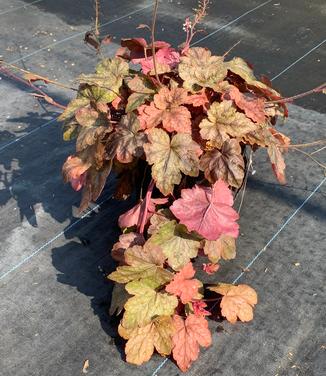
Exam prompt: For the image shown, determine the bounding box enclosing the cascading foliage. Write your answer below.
[59,11,292,373]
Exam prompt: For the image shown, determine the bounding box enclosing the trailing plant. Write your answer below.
[2,0,325,372]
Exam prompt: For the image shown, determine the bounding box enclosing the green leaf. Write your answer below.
[108,243,172,284]
[150,220,201,270]
[58,97,90,121]
[126,92,149,113]
[62,120,80,141]
[122,280,178,329]
[77,57,129,103]
[226,57,281,96]
[144,128,202,195]
[127,75,156,94]
[199,101,257,147]
[179,47,227,90]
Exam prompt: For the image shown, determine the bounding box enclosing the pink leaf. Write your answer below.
[140,47,180,74]
[170,180,239,240]
[118,198,168,228]
[202,263,220,275]
[165,262,202,304]
[192,301,211,317]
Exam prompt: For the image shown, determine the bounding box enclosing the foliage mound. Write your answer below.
[57,2,296,371]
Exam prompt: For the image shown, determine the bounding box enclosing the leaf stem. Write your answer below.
[266,83,326,104]
[0,61,77,91]
[151,0,162,86]
[137,179,155,234]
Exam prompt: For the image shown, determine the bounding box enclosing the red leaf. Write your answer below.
[165,262,202,304]
[224,85,266,123]
[202,263,220,275]
[172,314,212,372]
[170,180,239,240]
[192,301,211,317]
[118,198,168,228]
[140,47,180,74]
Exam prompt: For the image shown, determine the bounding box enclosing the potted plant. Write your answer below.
[2,0,325,372]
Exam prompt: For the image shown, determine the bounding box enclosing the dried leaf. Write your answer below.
[200,139,245,188]
[208,284,257,324]
[199,101,257,147]
[268,143,286,184]
[150,221,201,271]
[82,359,89,374]
[144,128,202,195]
[165,262,202,303]
[179,47,227,90]
[172,314,212,372]
[170,180,239,240]
[204,234,236,264]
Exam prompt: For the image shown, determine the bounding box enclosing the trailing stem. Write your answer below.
[151,0,162,86]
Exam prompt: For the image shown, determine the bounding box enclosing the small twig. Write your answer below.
[223,40,241,58]
[0,66,66,109]
[279,139,326,149]
[0,61,76,91]
[237,150,252,213]
[292,148,326,170]
[311,146,326,155]
[151,0,161,86]
[94,0,100,36]
[266,83,326,105]
[137,179,155,234]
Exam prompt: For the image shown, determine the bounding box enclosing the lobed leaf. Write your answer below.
[144,128,202,195]
[179,47,227,90]
[208,284,257,324]
[172,314,212,372]
[150,221,201,271]
[199,139,245,188]
[170,180,239,240]
[204,234,236,264]
[199,101,257,147]
[165,262,202,303]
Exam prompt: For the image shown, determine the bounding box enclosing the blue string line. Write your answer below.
[0,0,43,17]
[0,194,112,281]
[0,118,57,153]
[192,0,273,46]
[9,3,154,65]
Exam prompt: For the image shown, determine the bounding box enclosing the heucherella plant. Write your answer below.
[2,0,324,372]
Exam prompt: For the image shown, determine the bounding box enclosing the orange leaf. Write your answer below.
[165,262,202,304]
[209,284,257,324]
[172,314,212,372]
[139,87,192,133]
